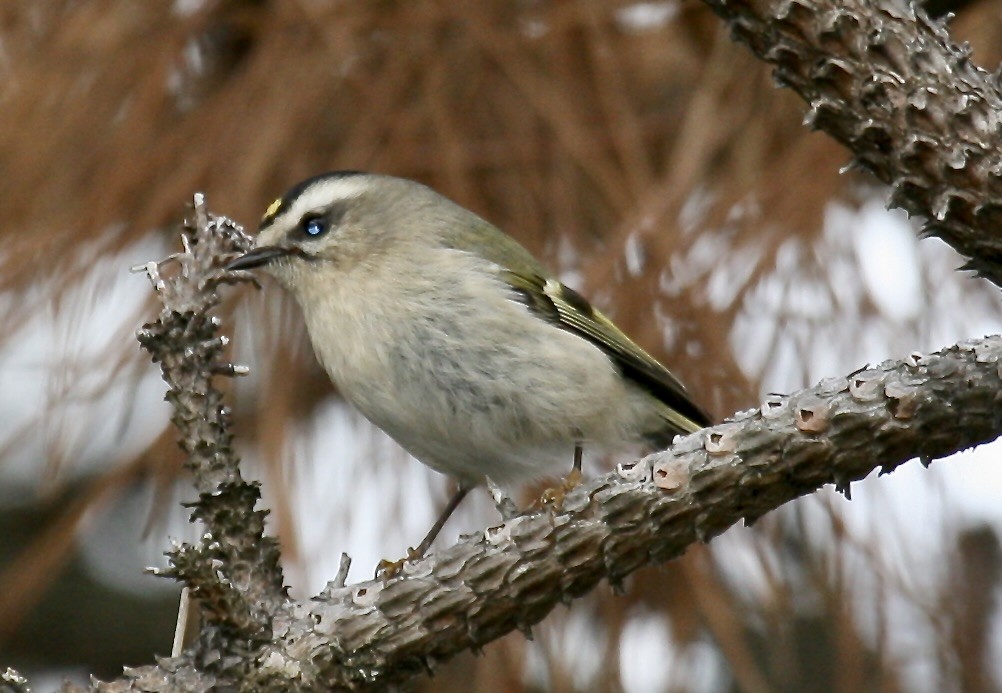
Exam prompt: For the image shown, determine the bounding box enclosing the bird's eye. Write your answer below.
[300,215,328,238]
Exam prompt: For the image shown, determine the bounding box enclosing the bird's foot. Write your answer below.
[374,546,424,580]
[536,468,583,509]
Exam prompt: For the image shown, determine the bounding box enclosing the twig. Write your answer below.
[133,195,286,665]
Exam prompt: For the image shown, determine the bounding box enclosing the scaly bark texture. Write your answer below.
[100,195,1002,689]
[260,337,1002,690]
[81,0,1002,689]
[701,0,1002,286]
[131,198,286,675]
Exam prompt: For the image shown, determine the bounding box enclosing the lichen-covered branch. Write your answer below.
[700,0,1002,286]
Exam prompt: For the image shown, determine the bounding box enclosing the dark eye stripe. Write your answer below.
[260,171,365,230]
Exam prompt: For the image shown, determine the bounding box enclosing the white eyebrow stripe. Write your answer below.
[285,177,370,221]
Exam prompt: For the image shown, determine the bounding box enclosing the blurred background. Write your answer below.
[2,1,1002,690]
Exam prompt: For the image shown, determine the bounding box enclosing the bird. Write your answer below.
[226,171,712,559]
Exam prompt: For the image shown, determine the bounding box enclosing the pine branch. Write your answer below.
[701,0,1002,286]
[79,0,1002,689]
[125,198,286,683]
[93,196,1002,691]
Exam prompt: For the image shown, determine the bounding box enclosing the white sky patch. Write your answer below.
[555,609,608,689]
[614,2,680,32]
[993,606,1002,689]
[661,229,727,297]
[0,235,171,494]
[172,0,208,16]
[554,232,582,274]
[851,200,924,321]
[620,612,674,692]
[624,231,646,278]
[937,443,1002,526]
[519,17,549,40]
[704,240,763,311]
[558,268,586,294]
[728,281,781,380]
[730,195,1002,387]
[708,444,1002,692]
[836,457,1002,692]
[678,185,715,236]
[522,637,552,689]
[0,232,191,594]
[79,479,195,596]
[711,524,782,606]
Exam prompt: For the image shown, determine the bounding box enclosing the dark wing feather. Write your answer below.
[502,270,713,435]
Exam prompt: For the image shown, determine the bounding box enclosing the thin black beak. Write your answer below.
[225,246,290,271]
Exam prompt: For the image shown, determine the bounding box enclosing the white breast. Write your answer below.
[289,249,661,485]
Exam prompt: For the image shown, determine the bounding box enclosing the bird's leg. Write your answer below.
[538,441,584,508]
[412,484,470,558]
[568,442,583,487]
[376,484,470,579]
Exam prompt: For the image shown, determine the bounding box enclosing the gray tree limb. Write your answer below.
[130,199,287,671]
[91,198,1002,692]
[702,0,1002,286]
[78,0,1002,690]
[266,337,1002,690]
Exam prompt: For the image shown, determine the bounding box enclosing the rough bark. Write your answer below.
[702,0,1002,286]
[85,197,1002,692]
[72,0,1002,690]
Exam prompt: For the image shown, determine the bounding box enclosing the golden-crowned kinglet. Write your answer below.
[227,172,712,556]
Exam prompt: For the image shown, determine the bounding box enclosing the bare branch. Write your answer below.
[100,260,1002,690]
[699,0,1002,286]
[132,196,286,662]
[82,2,1002,688]
[2,667,31,693]
[259,337,1002,690]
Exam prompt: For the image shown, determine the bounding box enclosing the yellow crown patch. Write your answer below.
[262,197,283,223]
